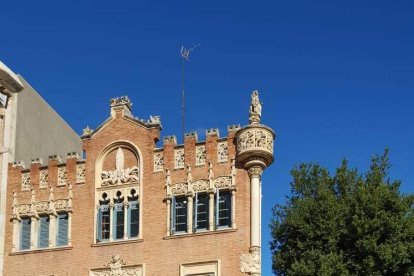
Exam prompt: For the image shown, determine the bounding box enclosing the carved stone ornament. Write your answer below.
[39,170,48,188]
[240,248,261,274]
[147,115,161,126]
[58,167,67,186]
[101,148,139,186]
[90,254,143,276]
[82,126,94,137]
[76,163,86,183]
[217,142,228,162]
[196,145,206,166]
[192,180,209,192]
[110,96,131,107]
[213,176,233,189]
[153,152,164,172]
[249,90,262,124]
[171,183,188,195]
[237,128,274,157]
[21,172,30,191]
[248,167,264,177]
[174,149,185,169]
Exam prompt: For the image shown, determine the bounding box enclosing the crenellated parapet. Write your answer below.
[9,152,85,194]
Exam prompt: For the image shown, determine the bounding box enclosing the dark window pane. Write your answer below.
[216,191,232,227]
[115,203,124,240]
[20,218,31,250]
[129,201,139,238]
[195,193,209,230]
[57,213,68,246]
[38,216,50,248]
[174,197,187,233]
[101,207,110,240]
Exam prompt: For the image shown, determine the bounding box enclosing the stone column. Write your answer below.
[248,167,263,250]
[231,188,237,228]
[123,200,128,240]
[67,212,72,246]
[49,214,56,247]
[109,203,114,242]
[187,194,193,234]
[208,191,215,231]
[30,216,37,250]
[166,198,171,236]
[11,219,19,252]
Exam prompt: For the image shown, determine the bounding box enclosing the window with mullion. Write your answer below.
[56,212,69,246]
[215,189,232,228]
[194,192,209,231]
[20,217,31,250]
[128,200,139,238]
[97,203,110,242]
[113,202,124,240]
[173,196,187,233]
[38,215,50,248]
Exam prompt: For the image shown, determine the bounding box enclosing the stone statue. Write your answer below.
[249,90,262,124]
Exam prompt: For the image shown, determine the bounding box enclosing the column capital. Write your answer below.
[247,166,263,178]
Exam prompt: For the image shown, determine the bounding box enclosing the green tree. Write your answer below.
[270,150,414,276]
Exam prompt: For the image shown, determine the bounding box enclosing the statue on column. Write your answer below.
[249,90,262,124]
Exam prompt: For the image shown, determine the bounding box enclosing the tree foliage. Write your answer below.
[270,150,414,275]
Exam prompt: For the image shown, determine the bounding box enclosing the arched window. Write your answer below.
[95,144,141,243]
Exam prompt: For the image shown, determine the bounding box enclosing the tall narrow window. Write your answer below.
[97,193,110,242]
[194,192,209,231]
[215,189,232,228]
[20,218,31,250]
[38,215,50,248]
[172,196,187,234]
[128,189,139,238]
[56,213,69,246]
[113,192,124,240]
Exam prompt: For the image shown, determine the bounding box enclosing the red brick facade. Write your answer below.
[3,98,255,276]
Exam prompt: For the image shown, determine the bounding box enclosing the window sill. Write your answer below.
[10,246,73,255]
[164,228,237,240]
[91,238,143,247]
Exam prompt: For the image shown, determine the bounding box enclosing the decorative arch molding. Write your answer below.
[94,140,144,242]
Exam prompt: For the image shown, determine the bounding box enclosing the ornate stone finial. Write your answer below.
[30,158,43,165]
[228,124,241,133]
[110,96,132,109]
[165,169,172,196]
[49,186,54,201]
[184,131,198,141]
[208,162,214,180]
[67,152,80,159]
[249,90,262,124]
[187,165,193,183]
[68,183,73,208]
[30,187,35,204]
[12,190,18,215]
[240,247,261,274]
[163,135,177,145]
[206,128,220,137]
[82,126,94,137]
[12,160,25,169]
[147,115,162,126]
[105,254,127,273]
[49,154,62,163]
[29,187,38,218]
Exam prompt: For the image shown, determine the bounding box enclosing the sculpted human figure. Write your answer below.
[249,90,262,124]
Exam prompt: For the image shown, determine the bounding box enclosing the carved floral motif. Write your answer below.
[171,183,188,195]
[91,255,143,276]
[237,128,274,156]
[213,176,233,189]
[21,172,31,191]
[153,152,164,172]
[76,164,86,183]
[192,180,209,192]
[35,201,49,213]
[196,145,206,166]
[240,249,261,274]
[39,170,48,188]
[58,167,67,186]
[174,149,185,169]
[217,142,228,162]
[101,148,139,186]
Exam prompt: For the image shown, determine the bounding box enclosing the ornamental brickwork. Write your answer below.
[3,92,275,276]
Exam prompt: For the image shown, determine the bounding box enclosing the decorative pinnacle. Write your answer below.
[82,126,93,137]
[110,96,132,108]
[249,90,262,125]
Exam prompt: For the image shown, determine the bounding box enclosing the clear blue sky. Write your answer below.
[2,1,414,275]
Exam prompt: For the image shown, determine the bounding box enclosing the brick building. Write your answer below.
[3,92,275,275]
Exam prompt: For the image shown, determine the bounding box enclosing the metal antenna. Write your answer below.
[180,44,200,142]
